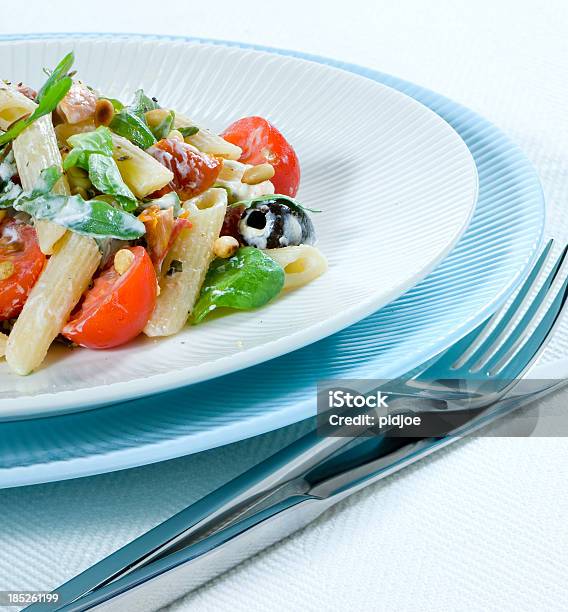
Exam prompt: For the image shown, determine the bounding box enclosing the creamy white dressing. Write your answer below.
[216,177,274,204]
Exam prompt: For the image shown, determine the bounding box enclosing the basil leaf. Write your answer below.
[232,193,321,214]
[0,76,72,146]
[192,247,284,323]
[150,110,175,140]
[16,192,145,240]
[0,180,22,208]
[129,89,159,116]
[110,109,156,149]
[29,165,62,197]
[63,126,114,171]
[37,51,74,102]
[87,154,137,211]
[178,126,199,138]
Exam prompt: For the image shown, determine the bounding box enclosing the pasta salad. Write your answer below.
[0,53,326,375]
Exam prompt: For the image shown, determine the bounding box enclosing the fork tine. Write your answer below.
[468,242,567,372]
[496,272,568,378]
[418,240,555,380]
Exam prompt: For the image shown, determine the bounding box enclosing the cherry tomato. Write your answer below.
[221,116,301,197]
[62,247,157,349]
[148,138,222,200]
[0,219,45,321]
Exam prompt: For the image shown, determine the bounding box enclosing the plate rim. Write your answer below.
[0,34,545,488]
[0,32,479,417]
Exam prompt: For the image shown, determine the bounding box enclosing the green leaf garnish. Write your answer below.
[5,166,145,240]
[17,192,145,240]
[0,74,72,147]
[129,89,159,116]
[231,193,321,214]
[87,153,137,211]
[108,89,160,149]
[192,247,284,323]
[63,126,114,171]
[178,126,200,138]
[28,165,61,197]
[0,53,75,147]
[110,109,156,149]
[63,127,137,211]
[150,110,175,140]
[37,51,74,102]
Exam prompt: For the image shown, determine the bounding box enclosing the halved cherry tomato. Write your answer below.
[62,246,157,349]
[221,116,301,197]
[147,138,222,200]
[0,219,45,320]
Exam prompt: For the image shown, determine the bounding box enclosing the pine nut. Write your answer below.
[0,261,15,281]
[213,236,239,259]
[94,98,115,127]
[241,163,275,185]
[114,249,135,275]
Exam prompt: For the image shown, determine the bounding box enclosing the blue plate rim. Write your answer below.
[0,33,545,487]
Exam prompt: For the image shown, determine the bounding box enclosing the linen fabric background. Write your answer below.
[1,1,568,610]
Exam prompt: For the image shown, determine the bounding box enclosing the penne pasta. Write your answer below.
[174,113,242,160]
[0,52,324,377]
[144,188,227,337]
[111,134,174,199]
[13,115,70,254]
[0,331,7,359]
[0,83,36,131]
[6,232,101,375]
[217,159,248,182]
[216,160,275,203]
[55,118,96,148]
[263,245,328,290]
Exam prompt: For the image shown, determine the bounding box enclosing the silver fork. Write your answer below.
[27,240,568,612]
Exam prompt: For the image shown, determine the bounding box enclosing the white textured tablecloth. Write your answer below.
[2,1,568,610]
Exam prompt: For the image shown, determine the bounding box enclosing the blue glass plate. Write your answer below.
[0,34,544,487]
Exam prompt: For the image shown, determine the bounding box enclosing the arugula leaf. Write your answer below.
[37,52,74,102]
[17,192,144,240]
[87,154,136,211]
[150,110,175,140]
[0,75,72,147]
[110,109,156,149]
[129,89,159,116]
[192,247,284,323]
[178,126,199,138]
[232,194,321,214]
[63,126,114,171]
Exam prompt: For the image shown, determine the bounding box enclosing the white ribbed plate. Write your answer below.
[0,37,477,416]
